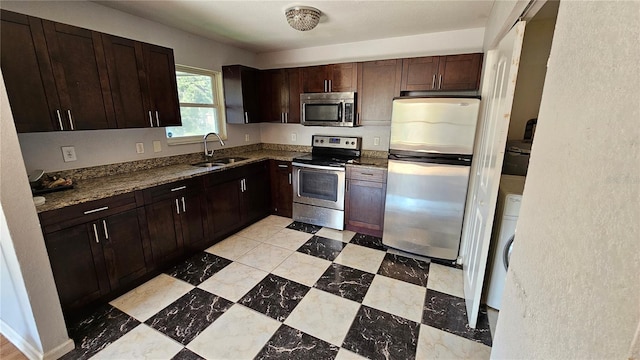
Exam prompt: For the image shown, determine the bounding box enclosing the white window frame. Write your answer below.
[166,65,227,145]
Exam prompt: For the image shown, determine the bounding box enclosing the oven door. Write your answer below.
[292,163,345,210]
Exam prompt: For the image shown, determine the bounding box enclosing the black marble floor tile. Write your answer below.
[171,348,205,360]
[296,235,346,261]
[286,221,322,234]
[255,324,339,359]
[61,304,139,360]
[343,305,420,360]
[238,274,310,322]
[314,263,375,303]
[422,289,492,346]
[430,257,463,269]
[377,253,430,287]
[145,288,233,345]
[165,252,232,285]
[350,233,385,251]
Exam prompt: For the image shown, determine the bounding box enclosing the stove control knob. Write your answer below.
[351,141,355,145]
[320,140,324,143]
[315,139,319,143]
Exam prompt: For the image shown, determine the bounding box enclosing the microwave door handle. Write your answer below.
[338,102,343,121]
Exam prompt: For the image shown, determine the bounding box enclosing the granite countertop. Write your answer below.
[36,149,389,213]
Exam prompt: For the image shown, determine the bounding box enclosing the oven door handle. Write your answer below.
[296,168,301,197]
[292,162,346,172]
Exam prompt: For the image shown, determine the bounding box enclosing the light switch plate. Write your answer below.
[61,146,77,162]
[291,133,297,142]
[374,137,380,146]
[136,142,144,154]
[245,134,250,142]
[153,141,162,153]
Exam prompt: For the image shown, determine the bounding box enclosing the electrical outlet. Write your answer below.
[136,142,144,154]
[245,134,250,142]
[374,137,380,146]
[291,133,297,142]
[61,146,77,162]
[153,141,162,153]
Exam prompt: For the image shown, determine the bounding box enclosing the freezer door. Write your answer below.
[382,159,471,260]
[390,97,480,155]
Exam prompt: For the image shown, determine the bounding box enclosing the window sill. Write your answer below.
[166,133,228,146]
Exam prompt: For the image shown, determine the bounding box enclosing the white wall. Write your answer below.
[1,0,259,173]
[508,16,556,140]
[492,1,640,358]
[482,0,528,51]
[261,123,390,152]
[0,72,74,359]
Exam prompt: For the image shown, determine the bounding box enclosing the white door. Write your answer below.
[461,21,526,328]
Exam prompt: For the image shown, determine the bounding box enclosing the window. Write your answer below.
[165,65,226,144]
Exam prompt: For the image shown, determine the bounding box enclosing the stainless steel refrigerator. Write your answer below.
[383,97,480,260]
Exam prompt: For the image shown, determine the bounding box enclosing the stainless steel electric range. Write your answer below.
[291,135,362,230]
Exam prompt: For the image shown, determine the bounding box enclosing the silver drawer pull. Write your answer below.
[171,186,186,192]
[181,197,186,213]
[92,223,99,243]
[102,220,109,240]
[278,164,288,168]
[84,206,109,215]
[175,199,180,214]
[360,173,374,176]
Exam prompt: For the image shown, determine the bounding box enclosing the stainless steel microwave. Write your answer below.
[300,92,358,127]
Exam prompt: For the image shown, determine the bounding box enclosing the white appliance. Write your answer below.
[485,175,526,310]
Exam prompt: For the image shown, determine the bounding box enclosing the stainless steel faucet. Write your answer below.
[203,132,225,158]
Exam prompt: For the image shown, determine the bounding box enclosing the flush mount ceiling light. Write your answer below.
[285,6,321,31]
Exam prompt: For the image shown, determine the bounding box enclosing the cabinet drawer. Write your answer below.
[347,167,387,183]
[142,177,203,202]
[39,192,139,233]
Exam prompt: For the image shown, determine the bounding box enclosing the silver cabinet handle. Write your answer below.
[329,79,332,92]
[175,198,180,214]
[92,223,99,243]
[171,186,186,192]
[360,173,374,176]
[67,110,74,130]
[244,112,249,124]
[278,164,288,168]
[323,80,327,92]
[84,206,109,215]
[285,112,288,123]
[155,111,160,127]
[240,179,246,192]
[296,169,301,197]
[288,173,292,185]
[438,74,443,89]
[181,196,186,213]
[432,74,436,89]
[56,110,64,130]
[102,220,109,240]
[346,179,349,192]
[148,111,154,127]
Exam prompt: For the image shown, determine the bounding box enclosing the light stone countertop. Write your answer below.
[35,149,388,213]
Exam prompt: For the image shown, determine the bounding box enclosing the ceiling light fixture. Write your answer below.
[285,6,321,31]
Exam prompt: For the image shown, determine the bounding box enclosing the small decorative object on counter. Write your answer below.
[31,174,74,195]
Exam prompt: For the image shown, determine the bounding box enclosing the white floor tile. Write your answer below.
[187,304,280,360]
[284,288,360,346]
[236,242,294,272]
[333,243,386,274]
[109,274,193,322]
[316,228,356,243]
[198,262,269,302]
[259,215,294,228]
[426,263,465,298]
[90,324,182,360]
[362,275,426,323]
[237,223,285,242]
[262,228,313,250]
[205,235,261,261]
[335,347,369,360]
[416,324,491,359]
[272,252,332,286]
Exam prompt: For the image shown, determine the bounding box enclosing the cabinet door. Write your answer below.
[259,69,287,123]
[270,160,293,217]
[145,198,183,266]
[45,223,110,310]
[223,65,260,124]
[357,60,402,124]
[301,65,327,93]
[438,53,483,91]
[345,179,387,237]
[286,68,302,123]
[401,56,440,91]
[143,44,181,126]
[180,193,209,252]
[42,20,116,130]
[243,170,271,224]
[207,179,243,238]
[329,63,357,92]
[102,34,151,128]
[101,208,152,290]
[0,11,60,132]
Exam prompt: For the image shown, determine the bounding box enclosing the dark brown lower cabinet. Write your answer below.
[42,201,151,311]
[270,160,293,217]
[345,167,388,237]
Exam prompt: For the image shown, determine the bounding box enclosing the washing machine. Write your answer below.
[485,175,526,310]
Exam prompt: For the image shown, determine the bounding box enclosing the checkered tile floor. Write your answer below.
[61,216,492,360]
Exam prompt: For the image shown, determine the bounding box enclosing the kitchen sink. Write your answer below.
[192,157,248,168]
[211,156,248,164]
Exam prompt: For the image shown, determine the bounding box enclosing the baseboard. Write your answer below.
[1,319,74,360]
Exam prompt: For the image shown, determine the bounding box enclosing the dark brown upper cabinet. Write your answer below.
[258,68,302,124]
[357,59,403,125]
[222,65,260,124]
[1,10,181,132]
[401,53,483,92]
[302,63,357,93]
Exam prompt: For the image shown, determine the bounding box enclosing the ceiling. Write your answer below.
[94,1,495,53]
